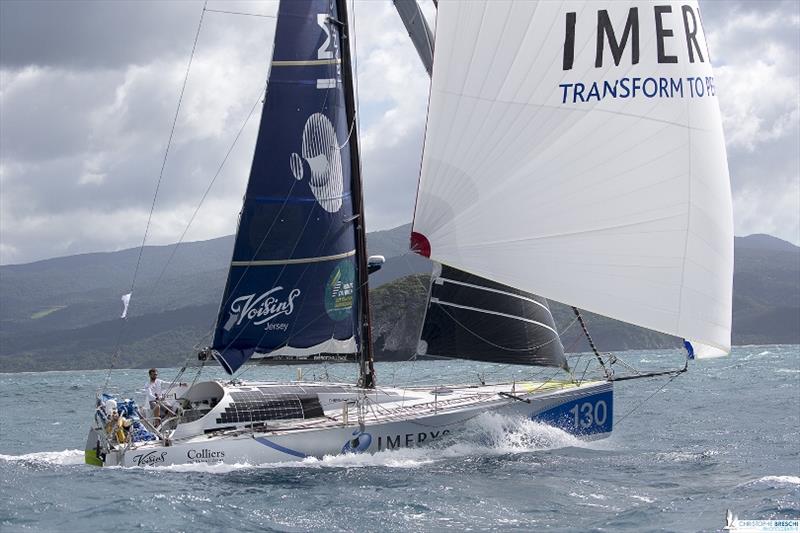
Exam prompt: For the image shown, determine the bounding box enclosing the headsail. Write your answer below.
[419,264,567,369]
[413,1,733,353]
[213,0,362,374]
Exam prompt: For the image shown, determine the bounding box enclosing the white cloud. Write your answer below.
[703,0,800,244]
[353,1,431,232]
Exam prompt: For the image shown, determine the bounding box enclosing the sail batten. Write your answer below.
[230,250,356,267]
[414,0,733,354]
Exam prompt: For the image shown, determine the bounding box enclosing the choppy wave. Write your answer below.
[0,449,84,465]
[0,345,797,531]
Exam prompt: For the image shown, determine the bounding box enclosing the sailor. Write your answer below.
[145,368,165,424]
[104,400,132,443]
[145,368,187,425]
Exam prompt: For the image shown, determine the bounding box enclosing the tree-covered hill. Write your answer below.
[1,226,797,372]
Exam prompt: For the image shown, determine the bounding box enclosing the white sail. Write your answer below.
[413,1,733,353]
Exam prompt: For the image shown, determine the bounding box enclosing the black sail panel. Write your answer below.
[419,265,567,369]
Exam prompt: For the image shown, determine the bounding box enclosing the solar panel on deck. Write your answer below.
[216,389,327,424]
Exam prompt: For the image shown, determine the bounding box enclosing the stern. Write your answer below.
[84,428,104,466]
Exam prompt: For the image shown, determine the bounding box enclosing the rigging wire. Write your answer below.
[205,8,276,19]
[102,2,208,392]
[212,6,341,363]
[614,370,684,428]
[146,80,269,353]
[572,306,612,379]
[157,81,269,396]
[104,3,278,393]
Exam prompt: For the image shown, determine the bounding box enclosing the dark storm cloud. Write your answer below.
[1,1,277,263]
[0,1,200,69]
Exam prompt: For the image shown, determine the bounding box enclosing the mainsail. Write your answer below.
[412,0,733,353]
[213,0,365,374]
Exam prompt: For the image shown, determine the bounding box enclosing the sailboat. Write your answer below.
[85,0,732,467]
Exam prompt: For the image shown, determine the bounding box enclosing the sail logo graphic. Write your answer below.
[290,113,344,213]
[325,261,355,321]
[225,287,301,332]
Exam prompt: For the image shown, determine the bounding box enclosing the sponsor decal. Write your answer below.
[325,261,355,321]
[376,430,451,451]
[559,5,717,104]
[187,449,225,463]
[225,287,301,331]
[342,430,372,453]
[131,450,167,466]
[532,390,613,435]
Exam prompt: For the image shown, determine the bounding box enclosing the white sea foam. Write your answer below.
[630,494,655,503]
[463,411,608,452]
[776,368,800,373]
[567,493,614,509]
[311,448,435,468]
[748,475,800,486]
[0,449,84,465]
[132,461,265,474]
[655,449,719,462]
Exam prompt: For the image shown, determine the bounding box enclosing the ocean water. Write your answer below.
[1,345,798,532]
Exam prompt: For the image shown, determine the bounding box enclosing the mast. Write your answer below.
[392,0,434,76]
[337,0,376,388]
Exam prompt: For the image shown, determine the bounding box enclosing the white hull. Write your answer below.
[87,379,612,467]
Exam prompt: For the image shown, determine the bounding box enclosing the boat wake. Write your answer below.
[0,449,84,466]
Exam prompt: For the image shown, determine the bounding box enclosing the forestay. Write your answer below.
[213,0,362,374]
[412,0,733,353]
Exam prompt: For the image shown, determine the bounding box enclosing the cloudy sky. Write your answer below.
[0,0,798,265]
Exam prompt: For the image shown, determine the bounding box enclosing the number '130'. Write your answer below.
[569,400,608,428]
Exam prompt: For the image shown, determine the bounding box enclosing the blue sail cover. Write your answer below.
[212,0,360,374]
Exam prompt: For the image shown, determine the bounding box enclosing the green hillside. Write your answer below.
[1,226,797,372]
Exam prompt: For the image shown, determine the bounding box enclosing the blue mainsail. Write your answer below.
[212,0,361,374]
